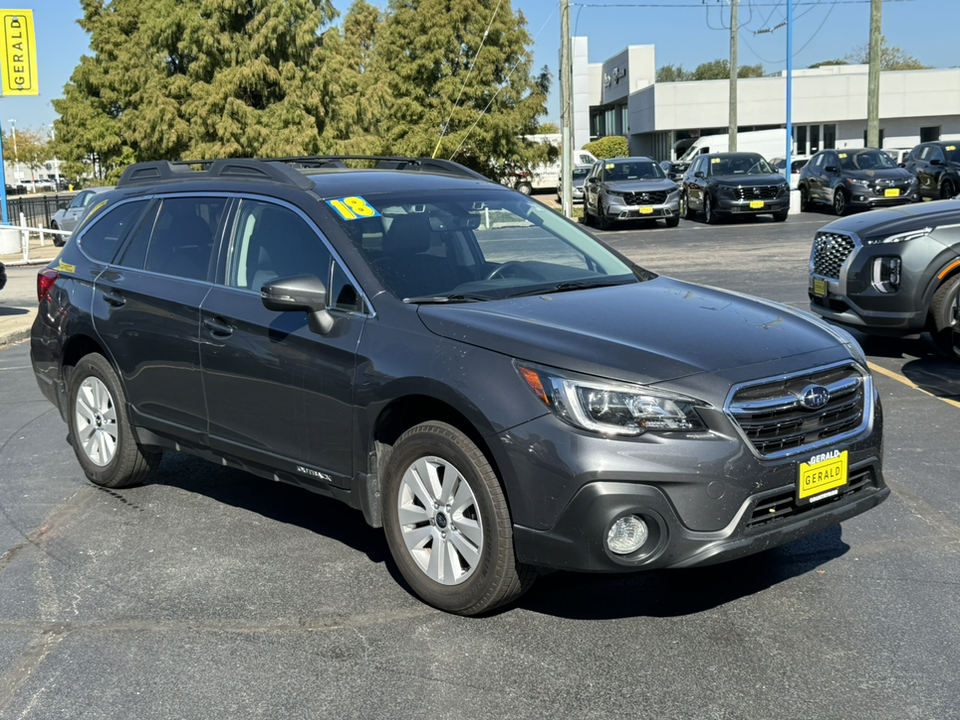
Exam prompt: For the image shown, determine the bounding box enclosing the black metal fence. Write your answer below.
[5,193,77,228]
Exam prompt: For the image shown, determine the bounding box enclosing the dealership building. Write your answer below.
[568,39,960,161]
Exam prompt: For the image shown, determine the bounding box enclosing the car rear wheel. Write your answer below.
[833,189,848,216]
[68,354,162,488]
[382,422,535,615]
[929,274,960,360]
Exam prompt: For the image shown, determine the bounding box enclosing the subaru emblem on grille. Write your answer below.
[799,384,830,410]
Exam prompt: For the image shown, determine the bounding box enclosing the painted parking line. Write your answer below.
[868,361,960,410]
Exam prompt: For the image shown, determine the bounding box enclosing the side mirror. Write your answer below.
[898,162,906,168]
[261,274,335,335]
[694,171,704,179]
[587,176,598,184]
[931,158,944,166]
[824,165,838,173]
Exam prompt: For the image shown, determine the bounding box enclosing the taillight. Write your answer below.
[37,267,59,302]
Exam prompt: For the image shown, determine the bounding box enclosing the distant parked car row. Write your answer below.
[50,187,113,246]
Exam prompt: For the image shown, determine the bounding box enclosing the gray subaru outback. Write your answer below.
[31,156,886,615]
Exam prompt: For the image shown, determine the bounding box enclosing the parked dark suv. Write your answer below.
[32,156,887,615]
[902,141,960,201]
[798,148,918,215]
[809,198,960,358]
[680,152,790,223]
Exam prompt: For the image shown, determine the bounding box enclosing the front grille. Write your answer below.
[745,467,875,530]
[812,231,856,279]
[735,185,780,200]
[623,190,667,205]
[728,364,869,457]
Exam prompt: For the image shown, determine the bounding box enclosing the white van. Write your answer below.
[677,129,791,164]
[516,148,599,194]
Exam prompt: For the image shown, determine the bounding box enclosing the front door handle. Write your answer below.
[203,316,234,337]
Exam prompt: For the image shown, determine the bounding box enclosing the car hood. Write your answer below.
[711,173,784,186]
[417,277,850,385]
[820,198,960,239]
[602,179,677,193]
[842,168,912,181]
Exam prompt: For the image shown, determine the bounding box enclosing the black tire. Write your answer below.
[772,210,788,222]
[682,194,696,220]
[833,189,848,216]
[597,201,612,230]
[941,179,957,200]
[583,203,594,226]
[704,194,718,224]
[665,215,680,228]
[382,421,535,615]
[929,274,960,359]
[799,186,810,212]
[67,354,162,488]
[516,182,532,196]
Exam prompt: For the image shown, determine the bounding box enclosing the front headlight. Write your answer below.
[604,189,625,198]
[518,364,707,436]
[863,226,933,244]
[845,178,870,188]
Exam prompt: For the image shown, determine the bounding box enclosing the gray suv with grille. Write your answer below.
[32,156,886,616]
[809,198,960,359]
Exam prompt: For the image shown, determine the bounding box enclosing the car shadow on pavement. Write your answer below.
[855,333,960,402]
[0,305,30,316]
[518,526,848,620]
[143,451,392,565]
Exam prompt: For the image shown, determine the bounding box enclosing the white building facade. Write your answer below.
[578,39,960,161]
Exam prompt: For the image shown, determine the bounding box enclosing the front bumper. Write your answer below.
[603,196,680,222]
[847,185,918,208]
[715,195,790,215]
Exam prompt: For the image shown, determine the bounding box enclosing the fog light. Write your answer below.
[606,515,649,555]
[871,256,901,293]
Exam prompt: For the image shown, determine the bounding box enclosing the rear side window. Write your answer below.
[143,197,227,281]
[78,200,149,263]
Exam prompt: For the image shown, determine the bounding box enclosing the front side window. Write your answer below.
[226,199,332,292]
[78,200,149,263]
[328,190,641,302]
[143,197,226,281]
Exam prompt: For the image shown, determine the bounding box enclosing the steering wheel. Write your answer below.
[484,261,542,281]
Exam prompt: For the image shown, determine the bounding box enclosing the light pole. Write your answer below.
[8,119,18,183]
[47,124,60,188]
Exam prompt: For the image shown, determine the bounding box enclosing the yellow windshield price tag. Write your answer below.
[605,163,614,169]
[838,153,848,158]
[947,146,956,152]
[326,196,381,221]
[711,158,721,164]
[56,261,76,274]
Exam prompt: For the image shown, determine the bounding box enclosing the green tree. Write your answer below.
[3,127,52,182]
[808,59,848,69]
[372,0,551,180]
[583,136,629,159]
[657,60,764,82]
[535,122,559,134]
[845,36,930,70]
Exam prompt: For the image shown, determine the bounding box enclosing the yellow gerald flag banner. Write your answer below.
[0,9,38,96]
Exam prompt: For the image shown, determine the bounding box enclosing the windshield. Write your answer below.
[708,155,775,176]
[600,161,666,182]
[326,190,642,301]
[572,167,591,180]
[838,150,898,170]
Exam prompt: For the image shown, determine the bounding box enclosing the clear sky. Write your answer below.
[6,0,958,138]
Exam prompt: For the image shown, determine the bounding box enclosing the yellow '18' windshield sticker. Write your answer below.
[711,158,721,163]
[55,260,76,274]
[947,146,956,152]
[606,163,615,169]
[327,196,380,221]
[838,153,848,158]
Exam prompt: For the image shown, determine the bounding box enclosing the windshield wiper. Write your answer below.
[506,278,631,298]
[403,293,490,304]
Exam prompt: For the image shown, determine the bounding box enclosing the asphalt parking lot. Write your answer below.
[2,206,959,719]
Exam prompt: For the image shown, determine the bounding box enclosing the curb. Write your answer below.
[0,308,37,348]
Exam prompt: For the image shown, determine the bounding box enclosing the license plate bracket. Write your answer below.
[797,451,848,504]
[884,188,900,198]
[749,200,764,209]
[812,278,828,297]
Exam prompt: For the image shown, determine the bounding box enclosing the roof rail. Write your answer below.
[116,155,490,189]
[266,155,490,182]
[116,159,315,190]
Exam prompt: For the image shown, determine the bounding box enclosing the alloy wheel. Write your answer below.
[74,376,119,467]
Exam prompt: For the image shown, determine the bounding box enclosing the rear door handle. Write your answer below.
[101,290,125,307]
[202,316,234,337]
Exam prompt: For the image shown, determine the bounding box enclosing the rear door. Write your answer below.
[199,197,368,486]
[93,195,228,446]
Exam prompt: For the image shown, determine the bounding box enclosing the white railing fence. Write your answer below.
[0,212,69,265]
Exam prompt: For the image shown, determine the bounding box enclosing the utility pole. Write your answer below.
[729,0,739,152]
[866,0,882,147]
[560,0,573,217]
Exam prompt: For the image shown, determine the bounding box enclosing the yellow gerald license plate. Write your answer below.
[884,188,900,198]
[749,200,764,209]
[812,278,827,297]
[639,206,654,214]
[798,451,848,503]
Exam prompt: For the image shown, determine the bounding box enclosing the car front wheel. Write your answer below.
[930,274,960,360]
[68,354,162,488]
[382,422,534,615]
[704,194,718,224]
[833,189,848,216]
